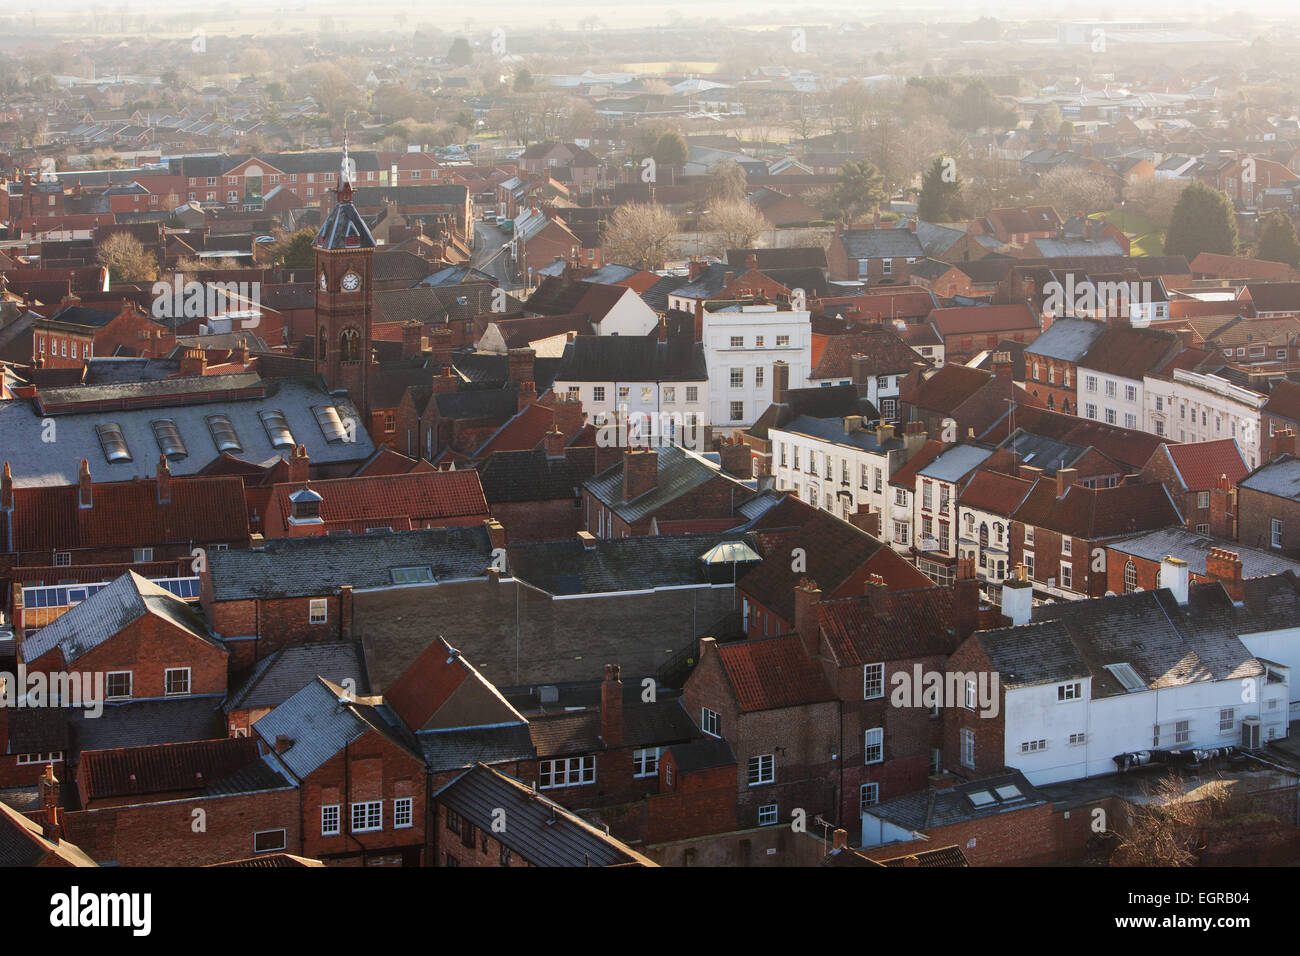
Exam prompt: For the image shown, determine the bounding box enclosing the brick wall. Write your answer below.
[1238,486,1300,556]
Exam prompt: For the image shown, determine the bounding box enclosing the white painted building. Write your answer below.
[768,419,926,521]
[1077,365,1145,431]
[1143,368,1266,469]
[701,302,812,436]
[974,561,1293,787]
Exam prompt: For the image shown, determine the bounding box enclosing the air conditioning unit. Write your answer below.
[1241,717,1261,751]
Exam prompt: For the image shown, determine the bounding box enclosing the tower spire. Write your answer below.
[338,121,353,202]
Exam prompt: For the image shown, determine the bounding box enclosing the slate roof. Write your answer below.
[313,193,375,251]
[22,572,218,666]
[727,247,828,270]
[1108,527,1300,579]
[978,587,1266,698]
[0,800,96,867]
[476,448,584,503]
[584,443,735,524]
[715,635,835,711]
[254,677,420,781]
[771,415,903,454]
[1024,317,1108,362]
[866,771,1045,831]
[452,353,561,391]
[508,532,759,596]
[225,642,369,713]
[434,763,653,867]
[0,376,375,487]
[838,228,925,260]
[554,335,707,383]
[68,696,226,754]
[1240,454,1300,501]
[528,694,697,756]
[667,736,736,773]
[917,444,992,483]
[524,277,633,324]
[420,723,536,772]
[207,525,494,601]
[747,384,878,441]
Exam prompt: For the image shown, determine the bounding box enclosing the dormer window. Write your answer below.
[312,405,348,443]
[289,486,323,522]
[152,419,187,460]
[259,410,295,449]
[95,423,132,463]
[207,415,242,453]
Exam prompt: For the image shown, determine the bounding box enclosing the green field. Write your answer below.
[1091,209,1162,257]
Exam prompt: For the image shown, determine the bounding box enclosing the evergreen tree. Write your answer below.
[917,156,963,222]
[1256,210,1300,268]
[652,130,688,168]
[447,37,472,66]
[833,160,886,221]
[1165,181,1238,260]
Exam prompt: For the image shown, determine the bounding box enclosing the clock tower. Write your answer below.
[313,145,375,424]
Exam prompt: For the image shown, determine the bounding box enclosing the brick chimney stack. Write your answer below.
[1,462,11,512]
[401,321,425,359]
[39,764,61,842]
[157,454,171,504]
[516,380,537,413]
[180,346,206,377]
[991,351,1014,381]
[1056,467,1078,498]
[288,444,310,483]
[552,394,586,444]
[544,427,565,457]
[339,584,354,640]
[429,327,455,367]
[600,663,623,748]
[78,459,92,509]
[954,556,979,639]
[1206,547,1244,603]
[622,448,658,501]
[431,366,459,394]
[832,828,848,851]
[1273,427,1296,460]
[772,360,790,405]
[793,578,822,657]
[507,347,535,385]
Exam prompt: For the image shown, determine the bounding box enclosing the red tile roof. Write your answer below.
[902,364,990,413]
[1012,478,1183,539]
[1163,439,1248,492]
[80,737,262,801]
[928,304,1040,338]
[7,473,248,553]
[716,635,835,711]
[473,401,554,457]
[1079,325,1181,380]
[818,587,963,665]
[958,469,1034,514]
[888,440,946,488]
[268,470,488,527]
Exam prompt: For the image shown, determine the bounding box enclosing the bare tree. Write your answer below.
[1123,178,1188,232]
[1033,166,1118,219]
[1112,774,1250,867]
[705,159,749,205]
[602,203,679,270]
[97,232,157,282]
[705,200,768,255]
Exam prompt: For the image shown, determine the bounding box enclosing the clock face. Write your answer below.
[341,271,361,292]
[319,271,328,291]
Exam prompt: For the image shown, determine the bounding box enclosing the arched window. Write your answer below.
[1124,559,1138,593]
[993,523,1004,545]
[340,327,359,363]
[1047,394,1055,411]
[317,327,327,360]
[978,523,989,567]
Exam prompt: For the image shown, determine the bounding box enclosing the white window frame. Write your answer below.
[863,663,884,700]
[164,667,191,697]
[864,727,883,764]
[632,747,661,778]
[351,800,383,832]
[747,753,775,786]
[757,803,778,826]
[321,804,341,836]
[393,797,414,829]
[105,670,132,700]
[539,755,596,789]
[309,598,327,624]
[701,707,721,737]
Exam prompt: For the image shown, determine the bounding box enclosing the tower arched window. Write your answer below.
[1124,559,1138,593]
[340,327,359,363]
[318,327,327,360]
